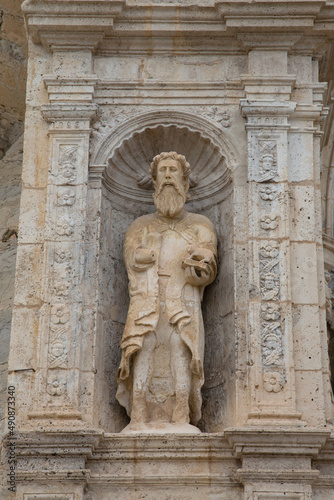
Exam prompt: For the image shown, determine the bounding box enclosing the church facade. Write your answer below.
[1,0,334,498]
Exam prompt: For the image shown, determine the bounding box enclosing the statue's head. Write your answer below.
[150,151,190,217]
[260,153,276,171]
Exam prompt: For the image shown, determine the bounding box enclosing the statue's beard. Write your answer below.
[154,182,187,218]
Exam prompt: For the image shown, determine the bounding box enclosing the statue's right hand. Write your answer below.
[134,247,156,269]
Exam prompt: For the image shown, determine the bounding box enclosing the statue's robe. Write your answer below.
[116,211,217,424]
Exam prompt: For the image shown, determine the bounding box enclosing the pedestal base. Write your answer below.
[121,421,201,434]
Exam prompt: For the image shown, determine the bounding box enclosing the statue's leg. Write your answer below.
[131,331,156,426]
[170,329,191,424]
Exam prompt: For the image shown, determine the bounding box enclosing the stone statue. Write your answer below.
[116,152,218,433]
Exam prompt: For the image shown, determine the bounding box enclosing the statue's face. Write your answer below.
[153,158,187,217]
[155,158,183,190]
[262,155,274,171]
[51,343,65,357]
[264,277,275,289]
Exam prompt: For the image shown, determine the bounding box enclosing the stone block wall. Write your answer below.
[0,0,27,159]
[0,136,23,433]
[0,0,26,446]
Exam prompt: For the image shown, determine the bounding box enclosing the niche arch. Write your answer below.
[91,110,238,432]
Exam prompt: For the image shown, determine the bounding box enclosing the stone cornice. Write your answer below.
[225,428,331,458]
[240,99,297,118]
[10,428,331,459]
[22,0,125,44]
[9,429,103,457]
[22,0,334,48]
[41,103,98,122]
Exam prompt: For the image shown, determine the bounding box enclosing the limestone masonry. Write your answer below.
[2,0,334,499]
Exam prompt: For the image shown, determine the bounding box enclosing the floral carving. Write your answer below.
[260,214,279,230]
[263,371,284,393]
[50,305,70,324]
[261,303,280,321]
[260,244,279,259]
[260,186,277,201]
[54,250,71,265]
[56,218,74,236]
[57,188,76,206]
[47,378,67,396]
[203,107,231,127]
[54,281,69,297]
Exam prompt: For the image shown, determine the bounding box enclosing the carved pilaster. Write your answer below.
[27,102,96,421]
[240,100,302,422]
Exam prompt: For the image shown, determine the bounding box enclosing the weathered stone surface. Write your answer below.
[2,0,334,498]
[0,0,27,159]
[0,136,23,432]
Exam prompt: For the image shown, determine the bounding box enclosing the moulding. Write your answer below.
[224,428,331,458]
[240,99,297,118]
[39,32,105,52]
[9,430,333,493]
[22,0,334,46]
[41,104,98,122]
[43,76,99,103]
[23,495,75,500]
[22,0,124,44]
[236,470,320,484]
[237,33,303,51]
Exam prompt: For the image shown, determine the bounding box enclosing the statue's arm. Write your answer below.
[184,218,217,287]
[123,218,156,272]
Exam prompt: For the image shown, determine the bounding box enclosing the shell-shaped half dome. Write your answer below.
[104,124,232,210]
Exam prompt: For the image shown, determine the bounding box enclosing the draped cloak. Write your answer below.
[116,211,217,425]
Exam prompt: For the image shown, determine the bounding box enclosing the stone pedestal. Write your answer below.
[3,1,334,499]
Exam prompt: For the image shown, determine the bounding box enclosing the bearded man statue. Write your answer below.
[116,151,218,433]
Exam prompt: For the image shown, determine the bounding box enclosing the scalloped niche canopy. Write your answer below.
[104,125,232,210]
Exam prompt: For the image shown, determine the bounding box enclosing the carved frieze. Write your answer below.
[56,145,78,185]
[48,325,68,369]
[261,303,280,321]
[259,241,284,391]
[254,136,278,183]
[200,106,231,128]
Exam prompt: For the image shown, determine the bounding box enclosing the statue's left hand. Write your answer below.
[188,247,215,265]
[184,264,210,286]
[183,246,215,286]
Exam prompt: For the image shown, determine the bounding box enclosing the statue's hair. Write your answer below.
[260,153,276,165]
[150,151,191,182]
